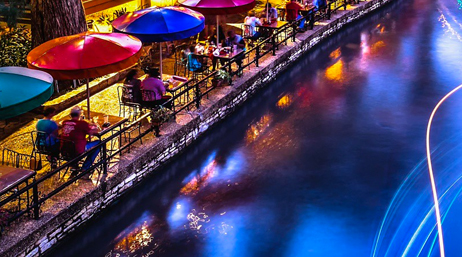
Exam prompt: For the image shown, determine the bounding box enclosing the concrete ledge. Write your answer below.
[0,0,396,256]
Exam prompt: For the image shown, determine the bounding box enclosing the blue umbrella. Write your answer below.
[0,67,54,120]
[112,6,205,76]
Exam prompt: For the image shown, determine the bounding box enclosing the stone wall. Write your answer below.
[7,0,395,256]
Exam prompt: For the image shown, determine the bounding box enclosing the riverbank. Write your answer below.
[0,0,395,256]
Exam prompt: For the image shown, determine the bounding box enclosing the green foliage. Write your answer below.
[0,26,32,67]
[95,7,127,26]
[215,69,231,81]
[0,0,27,28]
[150,106,171,123]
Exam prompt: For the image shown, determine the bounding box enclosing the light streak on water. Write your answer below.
[372,85,462,257]
[423,85,462,257]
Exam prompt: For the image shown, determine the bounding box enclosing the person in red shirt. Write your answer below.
[61,106,100,177]
[286,0,304,21]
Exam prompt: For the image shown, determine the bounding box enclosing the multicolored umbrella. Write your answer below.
[112,6,205,77]
[179,0,255,46]
[0,67,53,120]
[27,32,142,118]
[179,0,256,15]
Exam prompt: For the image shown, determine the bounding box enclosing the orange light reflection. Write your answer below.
[276,94,293,109]
[325,59,344,82]
[245,115,273,144]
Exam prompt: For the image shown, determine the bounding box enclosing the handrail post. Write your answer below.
[255,45,260,67]
[344,0,347,10]
[102,143,108,175]
[327,3,332,19]
[309,12,315,30]
[195,82,201,109]
[292,23,297,42]
[32,183,39,219]
[272,34,276,56]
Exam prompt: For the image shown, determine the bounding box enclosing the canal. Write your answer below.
[48,0,462,256]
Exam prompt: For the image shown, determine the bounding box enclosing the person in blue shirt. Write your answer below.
[36,107,60,161]
[313,0,328,11]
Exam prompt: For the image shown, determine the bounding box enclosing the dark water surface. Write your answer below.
[48,0,462,256]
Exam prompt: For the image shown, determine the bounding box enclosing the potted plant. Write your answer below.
[212,69,231,87]
[149,106,171,137]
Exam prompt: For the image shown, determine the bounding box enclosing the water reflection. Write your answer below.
[109,212,156,256]
[49,0,462,256]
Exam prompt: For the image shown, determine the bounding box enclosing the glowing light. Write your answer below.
[113,213,155,254]
[424,85,462,257]
[180,160,217,195]
[370,40,386,54]
[245,115,272,143]
[276,94,293,109]
[325,59,344,82]
[329,48,341,59]
[150,0,177,7]
[438,13,462,42]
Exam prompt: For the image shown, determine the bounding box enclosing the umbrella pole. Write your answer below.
[216,15,219,46]
[159,43,163,80]
[86,79,91,120]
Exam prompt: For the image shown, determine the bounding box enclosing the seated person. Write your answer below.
[313,0,327,11]
[261,3,278,23]
[224,30,246,70]
[244,10,263,39]
[123,69,142,103]
[141,68,172,109]
[61,106,100,177]
[286,0,306,29]
[286,0,304,21]
[207,26,225,46]
[36,107,59,160]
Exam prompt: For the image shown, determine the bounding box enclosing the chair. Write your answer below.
[174,43,189,76]
[187,54,210,81]
[31,131,58,170]
[140,90,161,110]
[117,85,141,119]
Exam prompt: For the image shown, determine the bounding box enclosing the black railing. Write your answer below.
[0,113,153,227]
[0,0,356,230]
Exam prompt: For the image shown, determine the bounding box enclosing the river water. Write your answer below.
[48,0,462,256]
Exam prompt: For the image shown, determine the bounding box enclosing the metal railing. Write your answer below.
[0,113,153,227]
[0,0,354,230]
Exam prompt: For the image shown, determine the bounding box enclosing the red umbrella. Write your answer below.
[27,32,142,118]
[179,0,256,15]
[179,0,256,44]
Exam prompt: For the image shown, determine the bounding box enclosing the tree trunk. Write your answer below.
[31,0,87,47]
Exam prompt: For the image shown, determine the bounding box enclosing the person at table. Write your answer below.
[286,0,306,30]
[224,30,246,70]
[61,106,101,178]
[141,68,172,109]
[244,10,262,40]
[313,0,328,11]
[261,3,278,23]
[36,107,60,161]
[207,26,225,46]
[123,69,142,104]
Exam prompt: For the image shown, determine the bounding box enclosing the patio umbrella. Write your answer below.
[112,6,205,77]
[0,67,54,120]
[179,0,256,44]
[27,32,142,118]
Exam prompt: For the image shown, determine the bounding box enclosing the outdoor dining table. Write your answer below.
[163,74,192,106]
[0,165,36,211]
[197,48,245,73]
[257,20,289,30]
[257,20,289,47]
[56,111,128,139]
